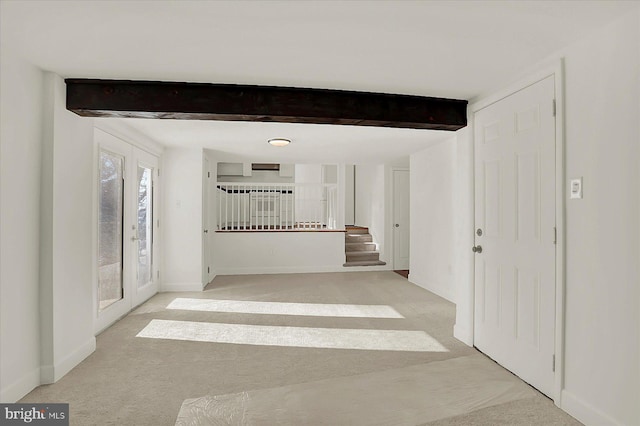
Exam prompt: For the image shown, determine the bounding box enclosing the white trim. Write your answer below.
[469,63,564,112]
[408,272,455,303]
[40,337,96,385]
[215,265,391,276]
[161,282,206,292]
[452,324,473,347]
[40,365,54,385]
[94,121,164,157]
[0,367,41,403]
[52,338,96,382]
[552,60,567,408]
[561,390,622,426]
[467,60,566,404]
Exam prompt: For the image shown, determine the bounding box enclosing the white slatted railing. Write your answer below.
[216,183,338,231]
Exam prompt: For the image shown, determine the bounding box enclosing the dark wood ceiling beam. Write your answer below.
[65,79,467,131]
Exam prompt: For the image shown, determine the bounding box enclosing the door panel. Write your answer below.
[393,170,410,270]
[98,150,125,311]
[136,165,153,288]
[474,76,556,397]
[132,148,159,307]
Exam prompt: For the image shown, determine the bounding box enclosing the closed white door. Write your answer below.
[202,157,214,285]
[95,129,159,333]
[473,76,556,396]
[393,170,410,270]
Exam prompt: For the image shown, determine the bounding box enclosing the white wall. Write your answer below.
[454,9,640,425]
[355,164,387,262]
[344,165,355,225]
[44,74,96,383]
[560,10,639,425]
[213,232,345,275]
[409,138,456,302]
[0,60,97,402]
[162,147,203,291]
[452,126,474,345]
[0,49,44,402]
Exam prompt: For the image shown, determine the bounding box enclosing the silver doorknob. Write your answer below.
[395,224,400,227]
[472,245,483,253]
[204,229,209,233]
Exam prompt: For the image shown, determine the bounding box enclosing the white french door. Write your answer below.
[473,76,556,397]
[95,130,159,333]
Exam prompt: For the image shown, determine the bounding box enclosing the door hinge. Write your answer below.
[553,227,557,245]
[157,270,160,280]
[157,219,160,228]
[552,354,556,372]
[552,99,556,117]
[157,168,160,177]
[207,266,210,273]
[208,171,211,178]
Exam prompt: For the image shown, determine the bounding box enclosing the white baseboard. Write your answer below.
[341,265,392,273]
[161,282,205,292]
[408,273,455,303]
[40,365,54,384]
[53,337,96,382]
[41,337,96,384]
[453,324,474,346]
[561,389,622,426]
[215,264,392,275]
[0,366,41,403]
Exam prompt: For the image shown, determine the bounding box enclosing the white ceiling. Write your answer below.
[105,118,452,163]
[2,0,636,163]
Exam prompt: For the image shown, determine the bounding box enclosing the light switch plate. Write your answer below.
[570,178,583,199]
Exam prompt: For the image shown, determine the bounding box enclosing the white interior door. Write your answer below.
[202,157,214,285]
[393,169,410,270]
[95,129,159,333]
[473,76,556,397]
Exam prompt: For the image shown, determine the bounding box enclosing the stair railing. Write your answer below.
[216,182,338,231]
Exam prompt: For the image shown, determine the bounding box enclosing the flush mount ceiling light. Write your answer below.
[268,138,291,147]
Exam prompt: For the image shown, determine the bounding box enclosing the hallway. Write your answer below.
[20,272,578,425]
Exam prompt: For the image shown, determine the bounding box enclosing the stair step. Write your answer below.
[346,251,381,262]
[345,226,369,234]
[343,260,387,267]
[345,242,377,252]
[345,234,373,243]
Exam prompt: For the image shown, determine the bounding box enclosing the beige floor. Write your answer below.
[21,272,581,425]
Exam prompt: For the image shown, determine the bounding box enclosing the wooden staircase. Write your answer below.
[343,226,386,267]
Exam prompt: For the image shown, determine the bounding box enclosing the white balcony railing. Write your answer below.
[216,182,338,231]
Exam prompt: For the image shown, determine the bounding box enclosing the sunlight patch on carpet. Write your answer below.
[166,298,405,318]
[136,319,447,352]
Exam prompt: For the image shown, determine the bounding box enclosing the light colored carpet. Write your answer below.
[19,271,580,425]
[175,354,536,425]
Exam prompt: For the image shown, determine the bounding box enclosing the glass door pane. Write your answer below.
[98,151,124,311]
[136,165,153,288]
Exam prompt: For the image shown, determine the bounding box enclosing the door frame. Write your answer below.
[463,60,566,405]
[391,167,410,270]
